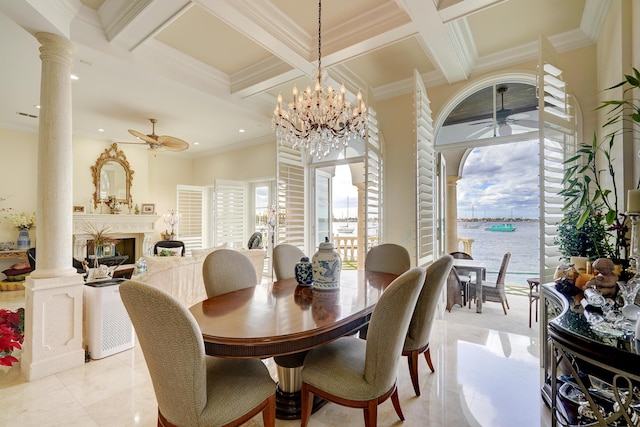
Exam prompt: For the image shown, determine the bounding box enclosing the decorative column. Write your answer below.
[355,182,366,270]
[445,176,461,254]
[22,32,85,381]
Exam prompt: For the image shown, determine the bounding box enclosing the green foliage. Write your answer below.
[558,67,640,260]
[554,206,613,261]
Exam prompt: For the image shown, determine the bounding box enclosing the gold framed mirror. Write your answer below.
[91,143,134,209]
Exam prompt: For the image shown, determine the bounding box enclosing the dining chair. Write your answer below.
[468,252,511,315]
[364,243,411,275]
[527,277,540,327]
[273,243,306,281]
[202,248,258,298]
[403,254,453,396]
[359,243,411,339]
[119,280,276,427]
[153,240,186,256]
[446,268,467,311]
[300,267,426,427]
[449,251,476,305]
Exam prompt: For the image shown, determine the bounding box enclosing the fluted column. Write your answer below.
[22,32,85,381]
[31,32,76,279]
[446,176,461,254]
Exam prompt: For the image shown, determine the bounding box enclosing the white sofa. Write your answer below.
[135,247,266,307]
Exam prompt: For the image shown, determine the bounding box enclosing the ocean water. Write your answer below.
[457,221,540,287]
[331,220,540,287]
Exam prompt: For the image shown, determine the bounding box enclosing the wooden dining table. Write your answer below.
[451,258,487,313]
[189,269,398,419]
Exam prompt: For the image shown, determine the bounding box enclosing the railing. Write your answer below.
[332,236,378,262]
[458,237,474,256]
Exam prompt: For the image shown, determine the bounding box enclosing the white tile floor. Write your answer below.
[0,290,551,427]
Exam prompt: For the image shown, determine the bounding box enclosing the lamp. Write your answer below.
[272,0,367,159]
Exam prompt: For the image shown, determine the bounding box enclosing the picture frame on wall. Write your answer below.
[73,205,85,213]
[141,203,156,215]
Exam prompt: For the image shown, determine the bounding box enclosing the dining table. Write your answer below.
[451,258,487,313]
[189,269,398,419]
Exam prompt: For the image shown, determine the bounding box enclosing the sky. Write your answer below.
[457,140,540,219]
[330,140,541,221]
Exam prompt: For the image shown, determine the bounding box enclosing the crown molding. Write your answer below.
[580,0,612,42]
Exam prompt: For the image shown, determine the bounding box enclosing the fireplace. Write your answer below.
[72,214,160,263]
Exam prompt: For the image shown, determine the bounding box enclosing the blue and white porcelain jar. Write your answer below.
[312,241,341,290]
[294,257,313,286]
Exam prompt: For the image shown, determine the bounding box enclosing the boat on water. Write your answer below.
[485,223,516,232]
[337,224,354,234]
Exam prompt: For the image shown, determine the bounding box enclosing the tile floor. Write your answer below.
[0,289,551,427]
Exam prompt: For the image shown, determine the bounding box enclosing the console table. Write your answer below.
[541,284,640,426]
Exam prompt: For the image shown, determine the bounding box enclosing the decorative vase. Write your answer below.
[16,229,30,250]
[312,241,341,290]
[295,257,313,286]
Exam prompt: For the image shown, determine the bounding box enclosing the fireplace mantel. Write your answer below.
[72,214,160,260]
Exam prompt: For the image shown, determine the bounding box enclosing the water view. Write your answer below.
[458,220,540,287]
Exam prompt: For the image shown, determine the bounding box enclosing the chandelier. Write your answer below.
[272,0,368,159]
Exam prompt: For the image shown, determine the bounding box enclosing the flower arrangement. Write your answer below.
[0,308,24,367]
[6,212,36,231]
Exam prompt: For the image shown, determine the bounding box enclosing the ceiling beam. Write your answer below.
[0,0,80,38]
[98,0,191,51]
[400,0,470,83]
[437,0,508,23]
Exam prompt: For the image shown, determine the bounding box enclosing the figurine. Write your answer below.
[584,258,618,297]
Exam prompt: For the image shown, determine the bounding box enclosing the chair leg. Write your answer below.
[390,388,404,421]
[424,346,435,373]
[501,301,507,315]
[262,394,276,427]
[407,350,420,396]
[363,400,378,427]
[505,297,510,309]
[300,383,314,427]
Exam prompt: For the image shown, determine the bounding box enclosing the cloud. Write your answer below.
[458,141,540,219]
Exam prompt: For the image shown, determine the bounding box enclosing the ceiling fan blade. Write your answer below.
[158,135,189,152]
[510,119,539,128]
[114,141,148,146]
[128,129,157,145]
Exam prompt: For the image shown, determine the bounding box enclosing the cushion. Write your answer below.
[4,273,28,282]
[158,247,183,257]
[10,262,30,270]
[2,267,32,276]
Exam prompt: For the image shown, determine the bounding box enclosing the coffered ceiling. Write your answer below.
[0,0,608,156]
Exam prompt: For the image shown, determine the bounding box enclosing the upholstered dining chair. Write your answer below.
[468,252,511,315]
[273,243,305,281]
[153,240,185,256]
[202,248,258,298]
[119,280,276,427]
[403,254,453,396]
[365,243,411,275]
[300,267,426,427]
[358,243,411,339]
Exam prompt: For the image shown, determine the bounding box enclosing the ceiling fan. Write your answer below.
[470,85,539,137]
[119,118,189,152]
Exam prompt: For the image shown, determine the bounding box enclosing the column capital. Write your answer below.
[447,175,461,186]
[36,32,75,66]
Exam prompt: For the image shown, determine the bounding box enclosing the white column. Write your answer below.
[446,176,460,254]
[22,32,85,381]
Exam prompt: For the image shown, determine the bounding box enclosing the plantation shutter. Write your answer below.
[364,106,382,262]
[538,36,577,283]
[176,185,204,255]
[214,180,246,247]
[276,141,306,251]
[415,69,436,267]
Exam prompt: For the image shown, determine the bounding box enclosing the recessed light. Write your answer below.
[194,142,200,145]
[34,105,40,109]
[70,74,79,80]
[98,128,104,132]
[238,129,245,133]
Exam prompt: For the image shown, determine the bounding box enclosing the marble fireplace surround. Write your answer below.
[72,214,160,261]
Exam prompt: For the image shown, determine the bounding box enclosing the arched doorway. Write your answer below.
[437,77,542,285]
